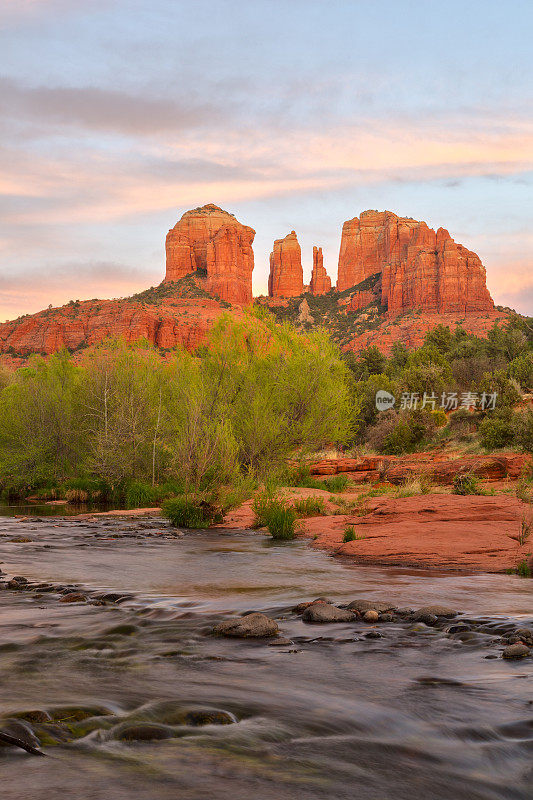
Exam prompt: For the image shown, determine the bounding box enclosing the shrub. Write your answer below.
[516,480,533,504]
[515,559,532,578]
[395,475,432,498]
[65,488,89,503]
[292,496,326,517]
[286,465,323,490]
[479,410,516,451]
[265,505,297,540]
[343,525,365,542]
[126,481,158,508]
[252,492,297,539]
[323,474,350,492]
[514,410,533,453]
[162,496,222,528]
[452,473,481,495]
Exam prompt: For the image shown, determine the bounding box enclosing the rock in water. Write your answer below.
[268,231,304,298]
[502,643,531,659]
[415,605,457,618]
[347,599,396,614]
[213,612,279,638]
[302,604,355,623]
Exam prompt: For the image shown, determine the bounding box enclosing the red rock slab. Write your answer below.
[301,494,533,573]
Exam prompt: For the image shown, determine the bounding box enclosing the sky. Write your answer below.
[0,0,531,321]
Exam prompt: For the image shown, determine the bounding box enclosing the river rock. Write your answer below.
[415,605,457,618]
[412,612,438,625]
[302,604,355,623]
[59,592,87,603]
[213,612,279,638]
[502,643,531,659]
[112,722,175,742]
[363,610,379,623]
[184,709,236,726]
[347,599,395,614]
[515,628,533,645]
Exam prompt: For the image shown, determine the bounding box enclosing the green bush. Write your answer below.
[292,496,326,517]
[323,474,350,492]
[125,481,158,508]
[162,496,222,528]
[252,492,297,539]
[514,410,533,453]
[266,505,297,540]
[515,559,532,578]
[343,525,365,542]
[452,473,481,495]
[286,465,323,490]
[479,411,515,451]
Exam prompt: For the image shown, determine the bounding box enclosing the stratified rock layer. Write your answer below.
[310,247,331,295]
[165,204,255,305]
[206,224,254,305]
[337,210,494,314]
[268,231,303,298]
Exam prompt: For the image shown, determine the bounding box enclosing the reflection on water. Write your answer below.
[0,502,116,517]
[0,515,532,800]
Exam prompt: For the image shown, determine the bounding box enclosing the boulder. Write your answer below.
[302,603,356,623]
[347,599,396,614]
[502,643,531,659]
[213,612,279,638]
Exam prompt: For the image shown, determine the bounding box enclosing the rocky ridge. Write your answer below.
[0,203,508,364]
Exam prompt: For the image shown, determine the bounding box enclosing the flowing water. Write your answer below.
[0,514,532,799]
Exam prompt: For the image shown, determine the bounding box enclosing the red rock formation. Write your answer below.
[268,231,303,298]
[165,204,255,305]
[309,246,331,295]
[346,290,375,312]
[206,224,255,305]
[0,294,228,362]
[303,494,532,573]
[337,210,494,315]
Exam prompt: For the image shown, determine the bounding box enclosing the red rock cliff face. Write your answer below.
[310,246,331,295]
[0,295,227,362]
[268,231,304,298]
[337,210,494,314]
[206,224,255,305]
[165,204,255,305]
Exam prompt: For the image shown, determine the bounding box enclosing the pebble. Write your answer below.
[363,610,379,623]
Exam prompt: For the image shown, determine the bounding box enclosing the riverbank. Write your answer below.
[217,486,532,574]
[9,482,531,575]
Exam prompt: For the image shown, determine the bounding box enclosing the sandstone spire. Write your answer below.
[309,246,331,295]
[268,231,303,298]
